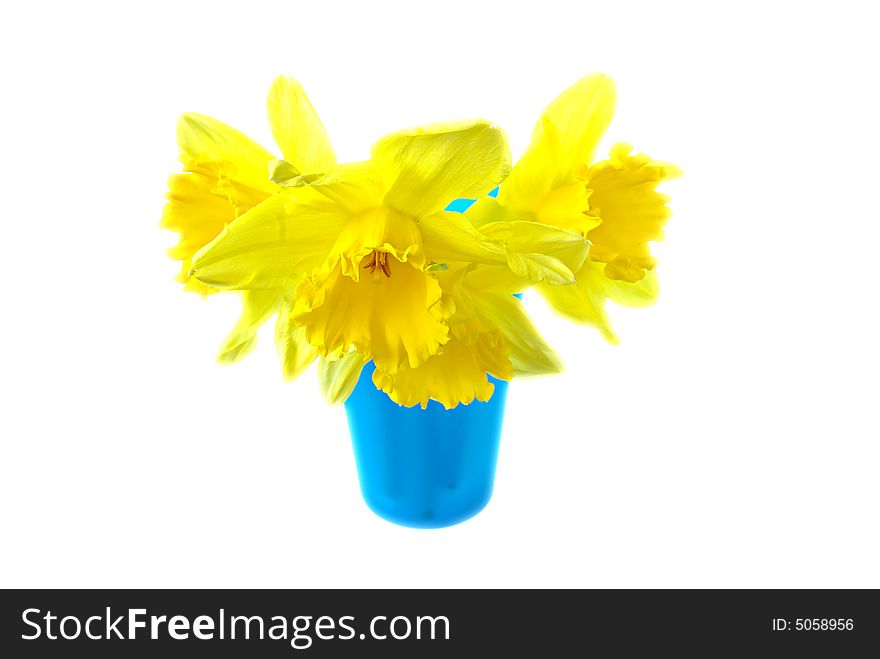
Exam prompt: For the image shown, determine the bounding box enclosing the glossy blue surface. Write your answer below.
[344,362,509,528]
[344,189,509,529]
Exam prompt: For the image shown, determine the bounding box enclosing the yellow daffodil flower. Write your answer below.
[371,219,589,408]
[466,74,681,342]
[372,260,567,409]
[190,120,577,378]
[161,76,334,363]
[316,217,588,409]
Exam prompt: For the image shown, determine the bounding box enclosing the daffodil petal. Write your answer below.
[293,258,451,373]
[543,74,617,186]
[464,195,528,229]
[505,252,575,286]
[275,301,319,381]
[373,120,511,218]
[190,189,347,290]
[604,267,659,308]
[307,161,384,215]
[459,264,530,295]
[318,352,367,404]
[418,211,508,268]
[268,159,301,185]
[500,74,615,211]
[176,113,277,197]
[372,331,510,410]
[479,220,589,279]
[217,289,281,364]
[537,259,618,343]
[586,143,681,282]
[466,292,562,375]
[266,76,336,175]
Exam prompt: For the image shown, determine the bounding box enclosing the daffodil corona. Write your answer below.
[466,74,680,342]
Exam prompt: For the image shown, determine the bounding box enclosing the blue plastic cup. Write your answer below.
[344,361,509,528]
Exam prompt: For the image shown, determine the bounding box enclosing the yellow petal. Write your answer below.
[479,220,589,284]
[586,143,681,282]
[180,274,217,297]
[467,327,514,382]
[266,76,336,174]
[500,74,616,212]
[490,220,589,272]
[437,217,591,295]
[465,291,562,375]
[372,120,511,218]
[307,161,384,215]
[460,264,530,295]
[275,300,319,381]
[217,289,281,363]
[293,257,451,373]
[604,267,659,308]
[268,159,301,185]
[190,188,347,290]
[464,195,526,229]
[318,352,367,404]
[505,252,574,286]
[419,212,576,285]
[418,211,508,268]
[537,259,618,343]
[372,329,510,410]
[176,113,277,198]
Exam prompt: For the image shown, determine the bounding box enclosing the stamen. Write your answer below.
[361,251,377,273]
[378,252,392,278]
[361,250,392,278]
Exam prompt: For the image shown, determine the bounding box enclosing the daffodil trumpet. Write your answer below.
[162,74,677,527]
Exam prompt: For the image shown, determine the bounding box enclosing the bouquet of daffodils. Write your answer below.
[162,75,678,409]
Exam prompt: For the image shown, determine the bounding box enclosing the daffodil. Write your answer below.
[161,76,334,363]
[467,74,680,341]
[372,220,589,408]
[370,264,555,409]
[313,211,588,409]
[190,120,578,382]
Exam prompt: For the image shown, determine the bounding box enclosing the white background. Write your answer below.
[1,0,878,588]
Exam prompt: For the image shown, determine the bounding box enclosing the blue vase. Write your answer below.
[344,361,509,528]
